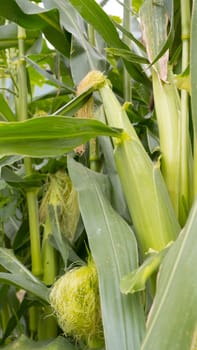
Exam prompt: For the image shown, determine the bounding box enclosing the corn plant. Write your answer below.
[0,1,197,350]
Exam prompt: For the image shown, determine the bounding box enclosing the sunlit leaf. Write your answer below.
[0,116,122,157]
[141,199,197,350]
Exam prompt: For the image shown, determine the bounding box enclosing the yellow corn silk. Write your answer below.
[40,171,80,243]
[49,257,104,349]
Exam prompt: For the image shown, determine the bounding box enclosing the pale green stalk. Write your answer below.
[87,25,100,171]
[42,217,57,285]
[17,26,42,278]
[123,0,132,101]
[179,0,192,225]
[17,26,42,339]
[194,138,197,196]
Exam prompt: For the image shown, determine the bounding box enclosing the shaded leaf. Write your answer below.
[0,0,70,56]
[191,0,197,135]
[48,205,69,268]
[68,157,145,350]
[66,0,150,85]
[2,334,75,350]
[1,167,46,190]
[26,57,75,93]
[0,23,40,51]
[141,199,197,350]
[43,0,108,84]
[0,248,49,303]
[106,47,149,64]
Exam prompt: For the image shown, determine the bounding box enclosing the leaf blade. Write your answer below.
[68,157,145,350]
[0,116,122,157]
[141,200,197,350]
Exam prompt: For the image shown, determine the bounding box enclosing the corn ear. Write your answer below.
[152,70,180,213]
[98,78,180,256]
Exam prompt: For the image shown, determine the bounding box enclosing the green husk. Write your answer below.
[96,77,180,255]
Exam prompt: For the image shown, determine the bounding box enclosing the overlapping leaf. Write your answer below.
[0,116,122,157]
[0,248,49,303]
[141,200,197,350]
[0,0,70,55]
[68,158,145,350]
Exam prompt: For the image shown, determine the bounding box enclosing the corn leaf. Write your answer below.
[43,0,108,84]
[120,246,170,294]
[106,48,149,64]
[141,199,197,350]
[0,248,49,303]
[0,93,16,121]
[0,116,122,158]
[26,57,74,93]
[191,0,197,136]
[0,23,40,51]
[0,0,70,56]
[66,0,150,85]
[68,157,146,350]
[3,334,75,350]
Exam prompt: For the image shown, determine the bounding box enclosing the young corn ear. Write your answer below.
[95,74,180,256]
[152,69,180,216]
[152,69,193,226]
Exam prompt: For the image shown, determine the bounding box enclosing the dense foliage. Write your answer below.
[0,1,196,349]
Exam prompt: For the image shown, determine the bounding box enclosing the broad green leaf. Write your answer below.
[67,0,123,48]
[0,0,70,56]
[141,199,197,350]
[0,248,49,303]
[106,48,149,64]
[68,157,145,350]
[1,167,46,190]
[191,0,197,135]
[66,0,150,85]
[0,116,122,157]
[2,334,75,350]
[43,0,108,84]
[70,34,108,85]
[0,93,16,121]
[0,23,39,51]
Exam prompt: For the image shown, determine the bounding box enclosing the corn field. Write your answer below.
[0,0,196,349]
